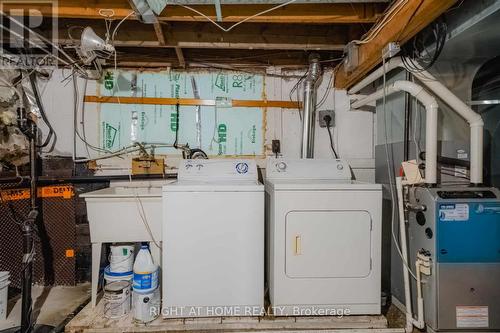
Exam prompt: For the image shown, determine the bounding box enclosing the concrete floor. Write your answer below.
[0,284,416,333]
[0,283,90,332]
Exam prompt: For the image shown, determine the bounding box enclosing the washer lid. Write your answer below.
[266,179,381,191]
[164,180,263,192]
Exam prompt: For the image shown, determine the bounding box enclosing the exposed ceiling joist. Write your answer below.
[55,20,357,51]
[3,0,386,24]
[163,0,388,2]
[127,0,166,45]
[334,0,458,89]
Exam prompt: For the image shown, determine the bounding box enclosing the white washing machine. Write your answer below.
[162,159,264,318]
[265,158,382,316]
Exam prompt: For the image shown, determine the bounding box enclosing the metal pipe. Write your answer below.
[21,121,38,333]
[301,54,321,158]
[348,56,484,185]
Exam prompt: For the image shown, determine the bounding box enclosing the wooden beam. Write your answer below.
[334,0,457,89]
[4,1,386,24]
[158,3,386,24]
[153,22,166,45]
[84,95,301,109]
[55,19,352,51]
[174,47,186,68]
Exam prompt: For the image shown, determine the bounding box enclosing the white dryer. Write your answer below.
[265,158,382,316]
[162,159,264,318]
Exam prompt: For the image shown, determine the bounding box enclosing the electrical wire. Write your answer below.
[128,175,162,250]
[74,143,188,163]
[0,24,71,68]
[352,0,408,45]
[111,11,136,41]
[316,69,334,109]
[324,116,339,159]
[288,70,308,121]
[72,73,109,157]
[401,19,447,74]
[29,71,57,150]
[170,0,297,33]
[1,13,88,75]
[382,55,417,281]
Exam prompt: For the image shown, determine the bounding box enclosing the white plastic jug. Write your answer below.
[133,244,159,293]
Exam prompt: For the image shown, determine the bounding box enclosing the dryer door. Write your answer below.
[285,210,372,278]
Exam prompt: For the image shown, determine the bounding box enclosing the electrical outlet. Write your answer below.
[272,140,281,155]
[319,110,335,128]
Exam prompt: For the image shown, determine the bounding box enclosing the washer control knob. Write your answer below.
[337,163,344,170]
[277,162,287,172]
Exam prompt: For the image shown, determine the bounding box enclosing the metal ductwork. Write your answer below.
[301,53,321,159]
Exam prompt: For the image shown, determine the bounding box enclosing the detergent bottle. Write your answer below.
[132,243,159,293]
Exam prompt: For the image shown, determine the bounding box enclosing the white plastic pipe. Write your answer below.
[396,177,414,333]
[349,56,484,184]
[413,258,426,329]
[352,80,438,184]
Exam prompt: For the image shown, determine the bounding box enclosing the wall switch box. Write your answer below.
[319,110,335,128]
[382,42,401,59]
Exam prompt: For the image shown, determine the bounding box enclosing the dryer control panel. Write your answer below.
[178,159,258,181]
[266,158,352,180]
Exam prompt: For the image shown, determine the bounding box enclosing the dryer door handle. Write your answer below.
[294,235,302,255]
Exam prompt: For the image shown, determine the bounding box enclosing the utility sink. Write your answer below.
[81,179,174,308]
[81,179,175,243]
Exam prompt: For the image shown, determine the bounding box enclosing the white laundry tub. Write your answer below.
[81,179,174,307]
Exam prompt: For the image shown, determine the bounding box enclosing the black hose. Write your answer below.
[28,72,57,150]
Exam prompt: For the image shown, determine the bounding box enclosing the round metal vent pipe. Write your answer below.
[301,54,321,158]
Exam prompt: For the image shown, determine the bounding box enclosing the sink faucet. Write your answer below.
[135,142,152,159]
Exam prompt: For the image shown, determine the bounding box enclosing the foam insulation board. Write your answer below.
[98,70,265,156]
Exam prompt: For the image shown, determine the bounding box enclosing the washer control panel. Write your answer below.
[179,159,258,181]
